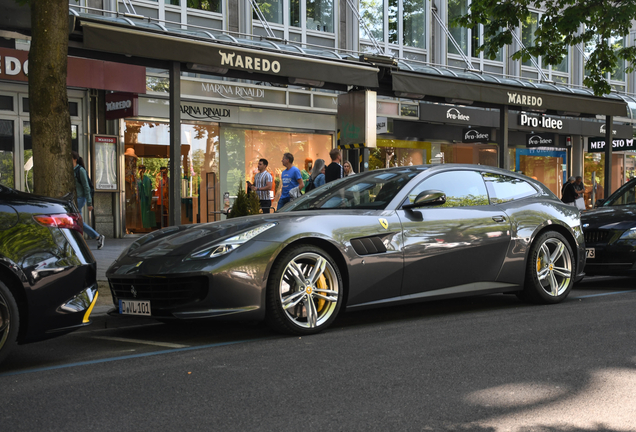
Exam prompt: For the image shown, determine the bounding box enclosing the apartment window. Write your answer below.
[254,0,284,24]
[166,0,222,13]
[290,0,335,33]
[448,0,502,61]
[522,11,569,80]
[359,0,426,50]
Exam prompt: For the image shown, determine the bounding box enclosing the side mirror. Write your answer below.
[402,190,446,210]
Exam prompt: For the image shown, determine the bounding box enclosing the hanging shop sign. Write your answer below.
[462,127,491,143]
[588,137,636,152]
[105,92,138,120]
[526,133,557,148]
[419,103,498,127]
[518,113,563,130]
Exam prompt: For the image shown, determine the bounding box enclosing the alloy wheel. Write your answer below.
[278,252,340,329]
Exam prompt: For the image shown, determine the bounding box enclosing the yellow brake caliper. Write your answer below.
[315,274,327,313]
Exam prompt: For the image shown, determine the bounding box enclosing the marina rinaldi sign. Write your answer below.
[588,137,636,152]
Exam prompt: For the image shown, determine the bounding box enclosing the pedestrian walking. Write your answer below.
[72,151,105,249]
[343,160,356,176]
[561,176,577,206]
[251,158,273,213]
[325,148,343,183]
[278,152,304,209]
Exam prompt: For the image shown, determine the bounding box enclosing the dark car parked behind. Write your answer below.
[582,177,636,276]
[0,184,98,365]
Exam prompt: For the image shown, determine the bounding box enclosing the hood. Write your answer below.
[581,206,636,230]
[125,216,274,259]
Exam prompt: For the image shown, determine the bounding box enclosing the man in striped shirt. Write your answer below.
[251,158,273,213]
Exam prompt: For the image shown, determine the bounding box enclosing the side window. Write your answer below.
[482,173,538,204]
[607,181,636,206]
[407,171,489,208]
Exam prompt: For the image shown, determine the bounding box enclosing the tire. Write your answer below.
[0,280,19,365]
[518,231,574,304]
[266,244,343,335]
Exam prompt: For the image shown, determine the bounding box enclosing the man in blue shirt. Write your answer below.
[278,152,304,209]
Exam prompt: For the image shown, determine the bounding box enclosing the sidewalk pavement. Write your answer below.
[88,235,139,316]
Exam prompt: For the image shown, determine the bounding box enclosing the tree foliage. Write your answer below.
[454,0,636,96]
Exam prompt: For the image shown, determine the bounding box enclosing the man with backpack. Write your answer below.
[72,151,105,249]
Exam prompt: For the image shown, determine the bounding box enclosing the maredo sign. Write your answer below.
[0,49,29,81]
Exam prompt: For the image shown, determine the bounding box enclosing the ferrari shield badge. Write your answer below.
[379,218,389,230]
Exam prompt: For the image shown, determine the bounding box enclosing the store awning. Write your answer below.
[80,21,379,88]
[392,71,628,117]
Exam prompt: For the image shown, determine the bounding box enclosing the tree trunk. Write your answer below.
[29,0,73,198]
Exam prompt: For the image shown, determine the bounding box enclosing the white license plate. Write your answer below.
[586,248,596,259]
[119,299,151,316]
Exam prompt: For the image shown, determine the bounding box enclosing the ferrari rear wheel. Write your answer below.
[0,280,19,365]
[519,231,574,304]
[266,245,343,335]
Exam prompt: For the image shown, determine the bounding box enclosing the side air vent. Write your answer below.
[351,236,388,255]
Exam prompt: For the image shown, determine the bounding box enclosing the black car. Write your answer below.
[0,185,98,364]
[108,165,585,335]
[582,177,636,276]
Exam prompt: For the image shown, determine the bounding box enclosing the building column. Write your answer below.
[499,105,509,170]
[169,61,182,226]
[604,115,613,197]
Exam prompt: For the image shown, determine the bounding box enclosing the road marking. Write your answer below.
[573,289,636,299]
[0,337,274,377]
[92,336,189,348]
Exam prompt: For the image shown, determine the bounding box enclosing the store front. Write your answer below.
[585,134,636,207]
[121,94,336,233]
[0,47,145,198]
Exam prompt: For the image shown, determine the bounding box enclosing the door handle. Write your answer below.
[492,215,506,223]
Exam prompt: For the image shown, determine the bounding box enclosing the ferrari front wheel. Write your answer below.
[266,245,343,335]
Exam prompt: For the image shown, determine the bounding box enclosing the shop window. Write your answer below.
[0,95,13,112]
[584,152,625,208]
[515,148,566,198]
[0,119,14,188]
[221,128,332,212]
[408,170,489,207]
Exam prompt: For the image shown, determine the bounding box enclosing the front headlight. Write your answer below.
[186,223,277,260]
[619,227,636,240]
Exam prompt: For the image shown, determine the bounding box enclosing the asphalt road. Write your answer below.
[2,276,635,431]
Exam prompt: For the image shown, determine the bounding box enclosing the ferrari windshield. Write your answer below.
[279,167,426,211]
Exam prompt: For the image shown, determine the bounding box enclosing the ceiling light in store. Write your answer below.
[186,63,229,75]
[288,77,325,87]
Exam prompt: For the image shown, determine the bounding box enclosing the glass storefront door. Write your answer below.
[515,148,567,198]
[584,152,629,208]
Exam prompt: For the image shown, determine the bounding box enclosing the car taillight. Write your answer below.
[33,213,83,234]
